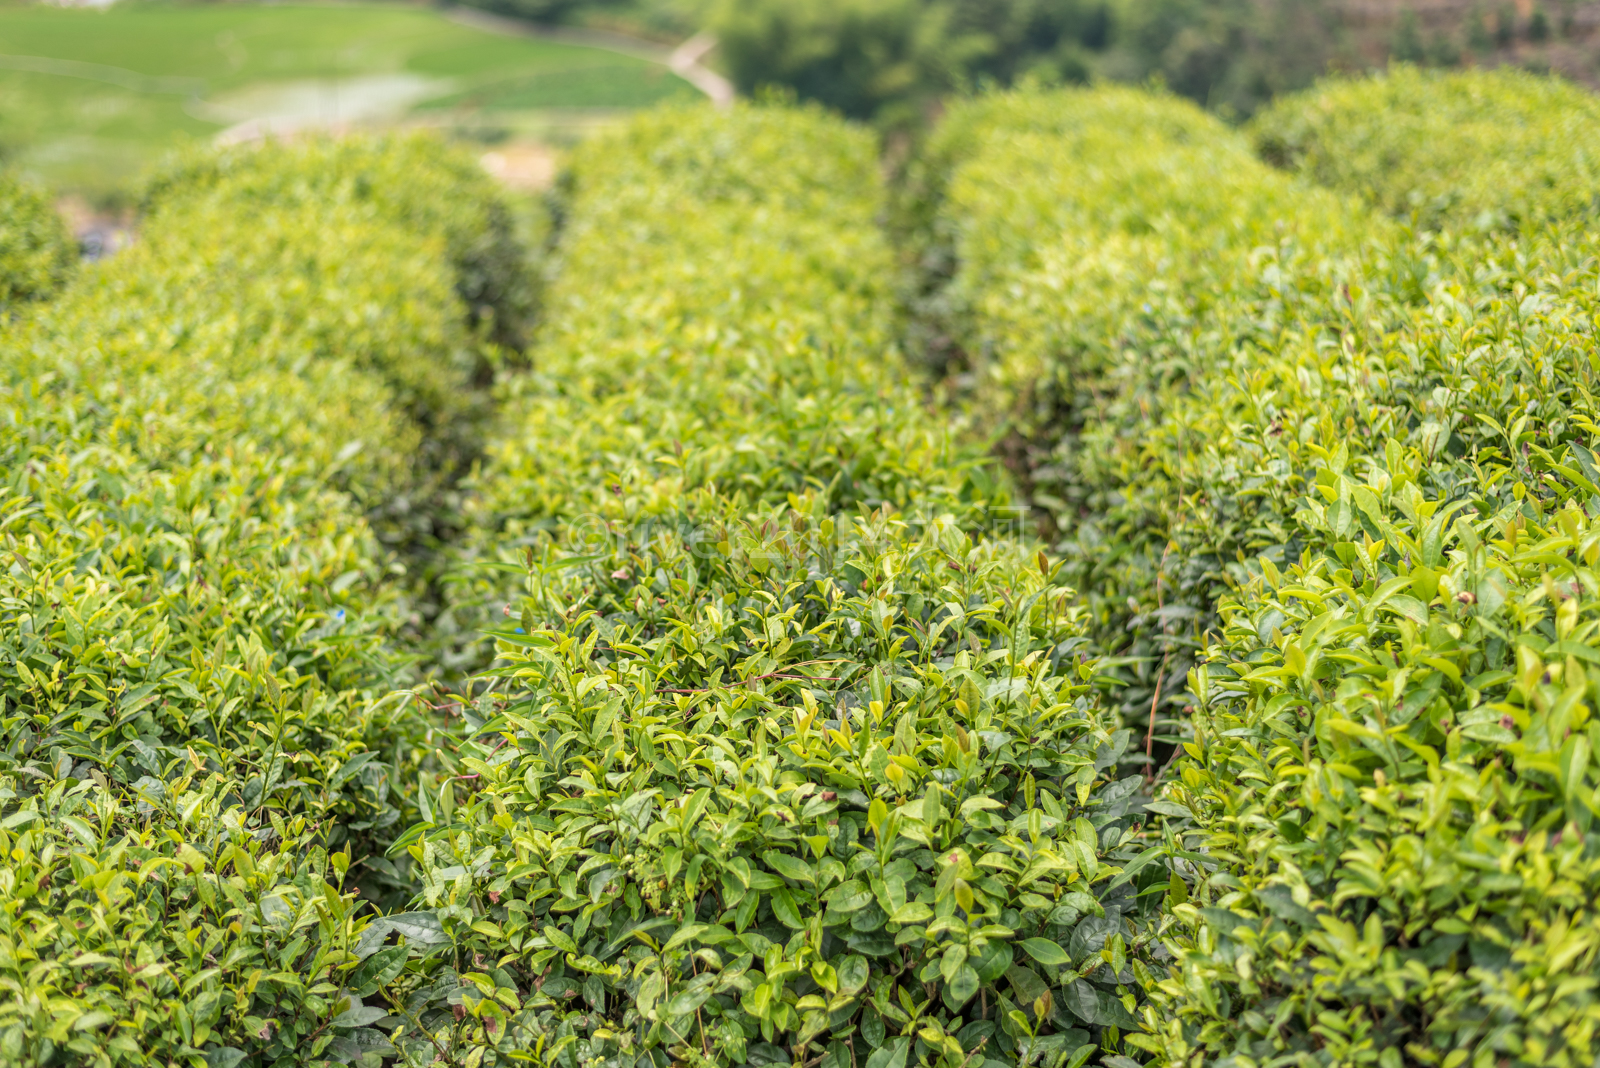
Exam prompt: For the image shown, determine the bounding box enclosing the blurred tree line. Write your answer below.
[715,0,1347,123]
[456,0,1587,123]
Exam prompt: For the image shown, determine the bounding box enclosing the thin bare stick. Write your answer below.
[1145,543,1174,772]
[1145,655,1168,769]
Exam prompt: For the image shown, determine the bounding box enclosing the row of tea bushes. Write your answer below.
[1133,76,1600,1067]
[0,172,74,313]
[138,135,537,550]
[1249,65,1600,232]
[916,86,1391,737]
[382,104,1169,1068]
[143,136,534,357]
[923,78,1600,1064]
[1140,262,1600,1065]
[432,101,1013,670]
[0,137,523,1067]
[890,89,1223,384]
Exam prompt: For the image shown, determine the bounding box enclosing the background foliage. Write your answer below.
[453,0,1592,125]
[712,0,1116,125]
[0,171,74,313]
[1250,64,1600,231]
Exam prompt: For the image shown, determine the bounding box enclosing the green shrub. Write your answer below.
[917,86,1388,736]
[374,103,1170,1068]
[23,195,460,499]
[0,137,524,1067]
[144,135,534,355]
[920,80,1600,1068]
[1016,71,1600,1066]
[0,769,370,1067]
[1126,218,1600,1067]
[895,86,1227,375]
[1249,65,1600,231]
[135,135,540,572]
[918,78,1600,1065]
[0,171,74,312]
[435,102,1010,669]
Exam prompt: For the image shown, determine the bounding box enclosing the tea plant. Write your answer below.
[914,86,1390,739]
[435,102,1013,670]
[0,171,73,312]
[1250,65,1600,231]
[143,135,534,354]
[1129,82,1600,1067]
[377,103,1170,1068]
[0,136,528,1067]
[922,78,1600,1066]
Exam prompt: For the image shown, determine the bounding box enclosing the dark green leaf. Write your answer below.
[351,946,409,997]
[1017,938,1071,967]
[770,888,803,929]
[865,1037,909,1068]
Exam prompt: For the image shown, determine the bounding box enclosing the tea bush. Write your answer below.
[1131,209,1600,1068]
[920,78,1600,1064]
[143,135,534,355]
[1249,65,1600,231]
[0,137,525,1067]
[921,80,1600,1065]
[374,103,1171,1068]
[916,86,1388,735]
[0,171,74,312]
[892,87,1225,379]
[434,101,1010,669]
[1120,76,1600,1067]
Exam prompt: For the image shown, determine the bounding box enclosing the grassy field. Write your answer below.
[0,1,696,200]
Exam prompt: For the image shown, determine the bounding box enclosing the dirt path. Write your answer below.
[667,31,733,107]
[478,142,559,190]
